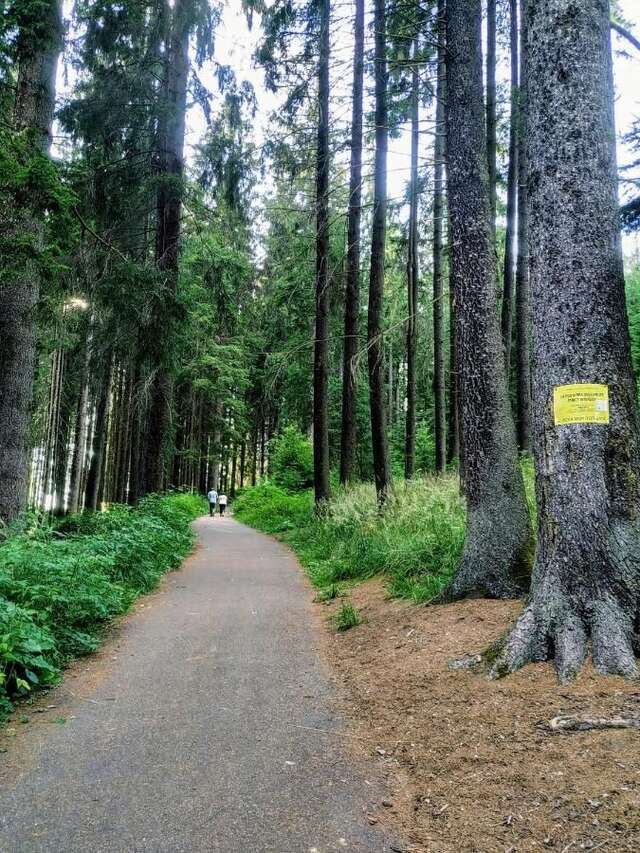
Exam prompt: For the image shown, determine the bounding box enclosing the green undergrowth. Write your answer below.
[0,492,204,720]
[234,476,466,602]
[234,460,536,610]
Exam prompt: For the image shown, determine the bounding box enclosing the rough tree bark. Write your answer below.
[143,0,190,494]
[500,0,519,376]
[313,0,331,505]
[368,0,392,506]
[339,0,364,487]
[496,0,640,681]
[405,36,421,480]
[0,0,62,524]
[433,0,447,474]
[444,0,533,599]
[515,0,532,452]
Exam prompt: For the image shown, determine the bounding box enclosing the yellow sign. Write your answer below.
[553,384,609,426]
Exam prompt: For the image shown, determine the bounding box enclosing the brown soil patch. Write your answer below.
[318,580,640,853]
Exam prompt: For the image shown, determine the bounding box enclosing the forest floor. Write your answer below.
[317,580,640,853]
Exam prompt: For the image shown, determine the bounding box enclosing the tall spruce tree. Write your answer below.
[368,0,392,505]
[339,0,365,487]
[497,0,640,680]
[444,0,533,598]
[313,0,331,505]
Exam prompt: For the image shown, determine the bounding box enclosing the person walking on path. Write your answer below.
[207,487,218,517]
[218,493,228,516]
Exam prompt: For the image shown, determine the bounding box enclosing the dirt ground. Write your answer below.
[317,580,640,853]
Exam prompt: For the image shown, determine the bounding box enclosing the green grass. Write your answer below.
[233,475,467,602]
[0,492,205,719]
[234,461,536,609]
[333,603,362,632]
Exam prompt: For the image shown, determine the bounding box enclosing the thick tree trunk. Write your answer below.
[367,0,392,506]
[497,0,640,681]
[339,0,364,487]
[444,0,533,599]
[485,0,497,239]
[143,0,190,494]
[0,0,62,524]
[500,0,519,376]
[515,0,532,452]
[405,38,420,481]
[433,0,447,474]
[313,0,331,506]
[447,279,461,465]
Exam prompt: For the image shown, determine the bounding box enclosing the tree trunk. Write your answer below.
[447,277,461,464]
[368,0,392,506]
[313,0,331,506]
[85,365,111,512]
[433,0,447,474]
[236,439,244,488]
[339,0,365,487]
[515,0,532,452]
[444,0,533,599]
[500,0,519,376]
[143,0,190,494]
[498,0,640,681]
[405,37,420,480]
[485,0,497,239]
[68,323,95,514]
[0,0,62,524]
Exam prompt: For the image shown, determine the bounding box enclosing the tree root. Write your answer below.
[548,715,640,733]
[488,588,639,682]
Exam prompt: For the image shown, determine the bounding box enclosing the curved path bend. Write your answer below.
[0,516,398,853]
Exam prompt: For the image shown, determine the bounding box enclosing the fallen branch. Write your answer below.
[549,714,640,733]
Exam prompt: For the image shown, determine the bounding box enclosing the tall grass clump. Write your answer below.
[0,492,204,719]
[234,475,467,603]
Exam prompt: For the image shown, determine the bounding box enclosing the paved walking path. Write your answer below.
[0,516,397,853]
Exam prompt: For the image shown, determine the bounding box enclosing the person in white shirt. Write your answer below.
[207,488,218,517]
[218,494,228,516]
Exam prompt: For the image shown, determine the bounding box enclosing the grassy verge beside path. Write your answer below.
[0,493,205,718]
[234,462,535,607]
[233,477,467,601]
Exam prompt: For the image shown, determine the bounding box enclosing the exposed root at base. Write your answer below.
[487,595,639,683]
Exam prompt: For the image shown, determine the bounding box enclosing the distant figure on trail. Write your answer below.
[207,488,218,517]
[218,493,228,516]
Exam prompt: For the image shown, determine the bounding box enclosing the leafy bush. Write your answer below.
[232,483,313,533]
[269,426,314,491]
[0,492,204,718]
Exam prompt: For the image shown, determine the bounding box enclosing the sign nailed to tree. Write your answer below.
[553,384,609,426]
